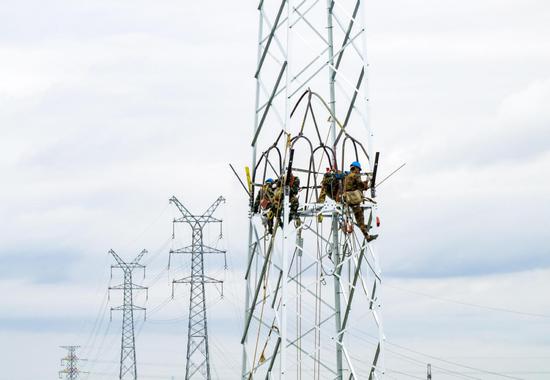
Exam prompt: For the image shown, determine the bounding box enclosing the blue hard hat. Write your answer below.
[265,178,274,183]
[350,161,361,170]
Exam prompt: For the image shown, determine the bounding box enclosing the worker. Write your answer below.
[318,167,343,203]
[288,171,301,224]
[254,178,280,235]
[270,171,300,228]
[343,161,378,242]
[253,178,275,213]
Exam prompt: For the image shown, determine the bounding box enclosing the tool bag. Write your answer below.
[259,198,270,210]
[343,190,363,205]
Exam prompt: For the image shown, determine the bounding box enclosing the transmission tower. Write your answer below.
[109,249,148,380]
[243,0,384,379]
[59,346,85,380]
[169,196,226,380]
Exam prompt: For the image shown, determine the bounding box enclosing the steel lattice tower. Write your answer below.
[169,196,226,380]
[109,249,148,380]
[242,0,384,379]
[59,346,84,380]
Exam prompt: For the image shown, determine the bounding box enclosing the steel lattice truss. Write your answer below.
[109,249,148,380]
[59,346,84,380]
[243,0,384,379]
[170,196,226,380]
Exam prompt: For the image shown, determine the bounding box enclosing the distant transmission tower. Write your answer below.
[109,249,148,380]
[242,0,384,378]
[59,346,86,380]
[169,196,226,380]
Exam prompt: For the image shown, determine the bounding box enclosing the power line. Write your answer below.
[352,329,524,380]
[386,340,524,380]
[81,289,110,357]
[385,367,428,380]
[81,319,113,379]
[120,203,171,251]
[385,283,550,319]
[349,334,481,380]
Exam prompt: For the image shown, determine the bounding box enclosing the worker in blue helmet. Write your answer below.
[343,161,378,242]
[350,161,361,170]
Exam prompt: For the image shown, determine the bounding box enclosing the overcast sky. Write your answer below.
[1,1,550,379]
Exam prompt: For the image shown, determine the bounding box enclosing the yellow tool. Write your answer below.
[245,166,253,194]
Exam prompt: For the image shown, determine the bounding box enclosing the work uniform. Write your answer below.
[271,174,300,227]
[254,182,279,234]
[343,171,370,237]
[288,174,300,222]
[318,170,343,203]
[253,183,275,213]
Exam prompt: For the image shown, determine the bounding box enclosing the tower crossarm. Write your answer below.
[109,249,147,269]
[109,283,148,291]
[185,216,222,224]
[109,249,127,267]
[201,196,225,219]
[111,305,146,312]
[110,249,147,282]
[173,215,222,224]
[131,249,147,265]
[170,245,226,255]
[110,304,147,322]
[171,274,224,302]
[173,275,223,285]
[111,263,145,271]
[173,216,198,224]
[170,196,196,222]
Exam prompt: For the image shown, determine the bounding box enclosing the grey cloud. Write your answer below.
[0,250,77,283]
[1,0,550,379]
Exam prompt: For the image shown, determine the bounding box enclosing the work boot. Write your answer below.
[366,234,378,243]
